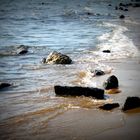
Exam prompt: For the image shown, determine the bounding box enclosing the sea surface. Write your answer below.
[0,0,140,139]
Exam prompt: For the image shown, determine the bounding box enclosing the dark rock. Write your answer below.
[119,15,125,19]
[103,75,119,90]
[124,8,128,11]
[127,3,133,6]
[99,103,120,110]
[115,6,118,10]
[42,58,46,63]
[119,7,124,10]
[96,13,101,16]
[108,4,112,6]
[132,3,140,7]
[102,50,111,53]
[94,70,105,76]
[119,3,123,6]
[17,45,28,55]
[119,3,126,7]
[43,51,72,64]
[122,97,140,111]
[54,85,104,99]
[0,82,11,89]
[86,12,91,15]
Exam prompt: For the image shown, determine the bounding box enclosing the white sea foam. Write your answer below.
[77,22,139,87]
[95,22,139,60]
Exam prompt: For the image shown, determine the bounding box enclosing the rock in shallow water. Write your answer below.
[119,15,125,19]
[102,50,111,53]
[94,69,105,76]
[43,51,72,64]
[54,85,104,99]
[99,103,120,110]
[0,82,11,89]
[103,75,119,90]
[122,97,140,111]
[17,45,28,55]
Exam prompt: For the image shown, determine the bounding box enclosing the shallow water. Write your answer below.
[0,0,140,139]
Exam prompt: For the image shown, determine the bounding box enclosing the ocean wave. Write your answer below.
[95,22,139,60]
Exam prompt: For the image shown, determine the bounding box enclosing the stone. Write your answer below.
[119,15,125,19]
[103,75,119,90]
[119,3,126,7]
[99,103,120,110]
[54,85,104,99]
[86,12,94,16]
[94,70,105,76]
[122,97,140,111]
[17,45,28,55]
[119,7,124,10]
[124,9,128,11]
[0,82,11,89]
[133,3,140,7]
[115,6,118,10]
[102,50,111,53]
[43,51,72,64]
[108,4,112,6]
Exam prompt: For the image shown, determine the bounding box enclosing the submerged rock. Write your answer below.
[43,51,72,64]
[94,70,105,76]
[99,103,120,110]
[103,75,119,90]
[133,3,140,7]
[17,45,28,55]
[119,15,125,19]
[122,97,140,111]
[0,82,11,89]
[102,50,111,53]
[119,7,124,10]
[124,8,128,11]
[54,85,104,99]
[115,6,118,10]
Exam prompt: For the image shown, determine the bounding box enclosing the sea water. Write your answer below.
[0,0,140,139]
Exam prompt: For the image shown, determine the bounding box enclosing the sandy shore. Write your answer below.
[44,57,140,140]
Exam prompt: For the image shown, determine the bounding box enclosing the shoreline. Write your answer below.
[44,57,140,140]
[0,1,140,140]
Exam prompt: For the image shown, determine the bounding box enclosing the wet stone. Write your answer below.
[99,103,120,110]
[103,75,119,90]
[122,97,140,111]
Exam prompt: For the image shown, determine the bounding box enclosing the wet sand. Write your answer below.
[40,57,140,140]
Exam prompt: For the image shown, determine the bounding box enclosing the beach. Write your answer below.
[0,0,140,140]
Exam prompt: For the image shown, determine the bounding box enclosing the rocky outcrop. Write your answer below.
[103,75,119,90]
[43,51,72,64]
[99,103,120,110]
[54,85,104,99]
[0,82,11,89]
[122,97,140,111]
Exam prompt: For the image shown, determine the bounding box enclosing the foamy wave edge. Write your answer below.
[94,22,139,61]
